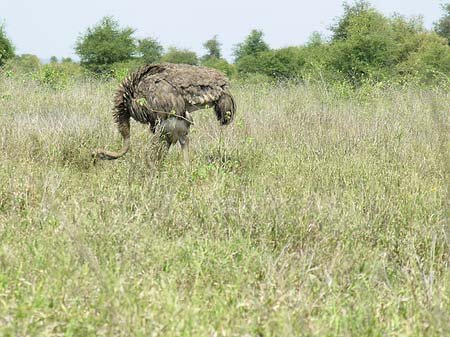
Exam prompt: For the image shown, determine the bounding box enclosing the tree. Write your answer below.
[330,0,373,41]
[233,29,270,62]
[399,32,450,82]
[4,54,40,73]
[137,37,163,64]
[202,57,236,78]
[202,35,222,61]
[237,47,306,79]
[390,15,424,64]
[75,16,136,73]
[50,56,58,63]
[434,3,450,45]
[0,24,14,67]
[328,2,398,83]
[307,31,325,47]
[161,47,198,65]
[18,54,41,72]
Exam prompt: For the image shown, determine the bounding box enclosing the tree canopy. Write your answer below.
[434,3,450,45]
[137,37,163,64]
[233,29,270,62]
[2,2,446,85]
[161,47,198,65]
[202,35,222,61]
[75,16,136,73]
[0,24,15,67]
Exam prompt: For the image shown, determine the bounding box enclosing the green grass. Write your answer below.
[0,75,449,336]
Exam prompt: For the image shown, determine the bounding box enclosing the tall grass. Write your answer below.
[0,75,449,336]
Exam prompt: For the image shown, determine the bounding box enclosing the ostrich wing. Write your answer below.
[153,64,230,107]
[135,78,186,116]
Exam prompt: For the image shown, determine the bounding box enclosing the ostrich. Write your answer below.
[92,63,236,163]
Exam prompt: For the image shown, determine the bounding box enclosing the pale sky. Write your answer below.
[0,0,444,61]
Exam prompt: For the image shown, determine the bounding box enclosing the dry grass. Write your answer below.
[0,75,449,336]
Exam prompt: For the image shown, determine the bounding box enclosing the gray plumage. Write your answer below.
[93,63,236,161]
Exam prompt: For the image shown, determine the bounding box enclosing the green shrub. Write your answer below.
[0,24,14,66]
[109,59,144,81]
[201,57,236,78]
[328,4,397,84]
[434,3,450,45]
[161,47,198,65]
[236,47,306,80]
[33,63,86,89]
[3,54,41,74]
[399,32,450,83]
[390,15,425,64]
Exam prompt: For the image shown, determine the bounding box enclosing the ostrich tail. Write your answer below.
[93,65,162,161]
[92,118,131,160]
[215,90,236,125]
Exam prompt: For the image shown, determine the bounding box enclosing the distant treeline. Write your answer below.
[2,1,450,85]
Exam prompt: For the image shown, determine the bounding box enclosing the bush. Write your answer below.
[399,32,450,82]
[237,47,306,80]
[3,54,41,74]
[161,47,198,65]
[299,42,339,82]
[109,59,144,81]
[331,1,373,41]
[390,15,425,64]
[201,57,236,78]
[434,3,450,45]
[34,63,86,89]
[0,24,14,67]
[328,4,397,83]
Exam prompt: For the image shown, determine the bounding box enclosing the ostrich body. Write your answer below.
[93,63,236,162]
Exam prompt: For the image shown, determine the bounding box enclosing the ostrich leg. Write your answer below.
[180,135,190,166]
[156,138,171,161]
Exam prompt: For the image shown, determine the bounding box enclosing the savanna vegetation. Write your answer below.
[1,1,450,336]
[3,1,450,85]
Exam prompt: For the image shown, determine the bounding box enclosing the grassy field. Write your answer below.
[0,74,449,336]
